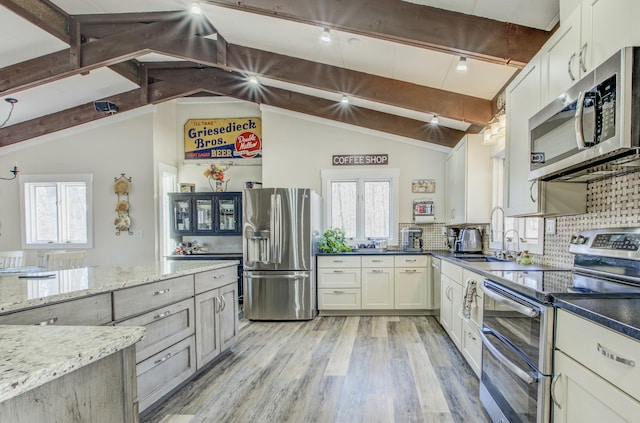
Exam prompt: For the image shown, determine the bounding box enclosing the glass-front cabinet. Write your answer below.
[170,192,242,236]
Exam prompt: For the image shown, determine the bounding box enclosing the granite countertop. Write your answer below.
[0,260,239,314]
[554,296,640,341]
[0,325,145,402]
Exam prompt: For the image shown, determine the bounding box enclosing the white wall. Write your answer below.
[0,108,157,266]
[260,106,451,224]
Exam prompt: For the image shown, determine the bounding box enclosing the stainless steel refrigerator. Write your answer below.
[243,188,322,320]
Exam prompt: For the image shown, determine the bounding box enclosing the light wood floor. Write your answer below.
[142,316,491,423]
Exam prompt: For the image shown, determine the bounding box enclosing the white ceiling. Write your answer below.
[0,0,559,141]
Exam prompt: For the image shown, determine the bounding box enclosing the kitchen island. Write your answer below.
[0,259,240,419]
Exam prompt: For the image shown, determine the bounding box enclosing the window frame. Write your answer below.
[19,174,94,249]
[321,168,400,245]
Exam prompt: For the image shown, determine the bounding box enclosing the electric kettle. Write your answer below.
[456,227,483,253]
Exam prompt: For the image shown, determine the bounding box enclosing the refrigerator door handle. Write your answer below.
[271,193,282,264]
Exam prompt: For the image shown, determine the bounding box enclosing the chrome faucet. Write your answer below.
[504,229,521,260]
[490,206,506,258]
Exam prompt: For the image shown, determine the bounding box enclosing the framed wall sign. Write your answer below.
[412,179,436,193]
[184,117,262,160]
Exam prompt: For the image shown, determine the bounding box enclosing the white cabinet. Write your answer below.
[543,0,640,104]
[553,309,640,422]
[439,261,463,349]
[394,255,430,309]
[460,269,484,377]
[504,52,587,217]
[362,256,394,309]
[445,134,492,225]
[318,256,362,310]
[318,255,432,312]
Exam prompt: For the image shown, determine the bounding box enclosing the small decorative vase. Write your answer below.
[216,180,223,192]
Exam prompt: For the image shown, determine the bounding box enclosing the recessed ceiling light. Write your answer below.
[456,57,467,72]
[320,28,331,43]
[341,95,349,105]
[248,76,259,85]
[431,115,439,125]
[190,2,202,14]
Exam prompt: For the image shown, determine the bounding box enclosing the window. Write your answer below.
[490,157,544,255]
[322,168,399,244]
[20,174,93,249]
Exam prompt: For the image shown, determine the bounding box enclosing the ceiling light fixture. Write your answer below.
[340,95,349,105]
[320,28,331,43]
[248,76,259,85]
[190,2,202,14]
[0,98,18,128]
[431,115,439,125]
[456,57,468,72]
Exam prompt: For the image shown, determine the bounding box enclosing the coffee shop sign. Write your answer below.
[332,154,389,166]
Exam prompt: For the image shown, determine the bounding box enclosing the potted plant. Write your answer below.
[318,228,352,253]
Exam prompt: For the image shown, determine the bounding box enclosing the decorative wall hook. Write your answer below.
[0,165,18,181]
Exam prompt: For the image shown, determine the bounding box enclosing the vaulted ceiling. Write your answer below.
[0,0,558,150]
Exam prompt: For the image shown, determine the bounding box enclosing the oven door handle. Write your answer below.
[483,283,539,318]
[480,329,538,385]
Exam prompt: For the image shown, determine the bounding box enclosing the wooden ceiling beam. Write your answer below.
[0,0,69,42]
[148,67,464,147]
[202,0,552,68]
[0,15,206,95]
[225,44,491,125]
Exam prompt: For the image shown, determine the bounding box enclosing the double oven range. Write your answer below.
[479,228,640,423]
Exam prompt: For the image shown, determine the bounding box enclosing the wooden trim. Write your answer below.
[0,0,69,42]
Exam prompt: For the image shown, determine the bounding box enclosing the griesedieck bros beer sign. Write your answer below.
[184,118,262,160]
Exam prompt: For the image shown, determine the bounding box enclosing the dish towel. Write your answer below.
[463,279,477,320]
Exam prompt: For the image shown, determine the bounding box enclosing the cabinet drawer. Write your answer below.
[194,266,237,294]
[137,335,196,412]
[361,255,394,267]
[317,256,361,268]
[317,268,361,288]
[113,275,194,320]
[116,297,195,363]
[318,288,361,310]
[394,255,428,268]
[441,260,463,282]
[556,309,640,401]
[0,293,112,326]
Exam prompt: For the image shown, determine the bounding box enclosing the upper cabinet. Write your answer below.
[543,0,640,104]
[505,54,543,216]
[445,134,492,225]
[170,192,242,237]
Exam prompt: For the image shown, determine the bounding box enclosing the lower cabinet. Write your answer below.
[553,309,640,422]
[136,336,197,413]
[195,282,239,369]
[461,320,482,377]
[317,254,431,312]
[440,273,463,349]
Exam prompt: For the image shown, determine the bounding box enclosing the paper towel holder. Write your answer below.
[413,198,435,224]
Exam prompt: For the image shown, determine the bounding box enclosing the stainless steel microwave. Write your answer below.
[529,47,640,182]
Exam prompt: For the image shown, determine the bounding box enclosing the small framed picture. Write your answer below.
[412,179,436,193]
[180,183,196,193]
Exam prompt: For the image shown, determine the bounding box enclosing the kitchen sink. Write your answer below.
[453,255,509,263]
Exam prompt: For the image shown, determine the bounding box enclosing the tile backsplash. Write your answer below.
[538,170,640,268]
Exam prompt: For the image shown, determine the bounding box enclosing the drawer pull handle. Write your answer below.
[154,352,172,365]
[597,343,635,367]
[551,373,562,409]
[372,259,383,263]
[333,260,344,263]
[405,259,417,262]
[153,289,170,296]
[403,269,417,273]
[467,332,477,341]
[333,270,344,273]
[36,317,58,326]
[213,274,223,279]
[153,310,171,320]
[372,269,384,273]
[220,295,226,312]
[333,290,345,294]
